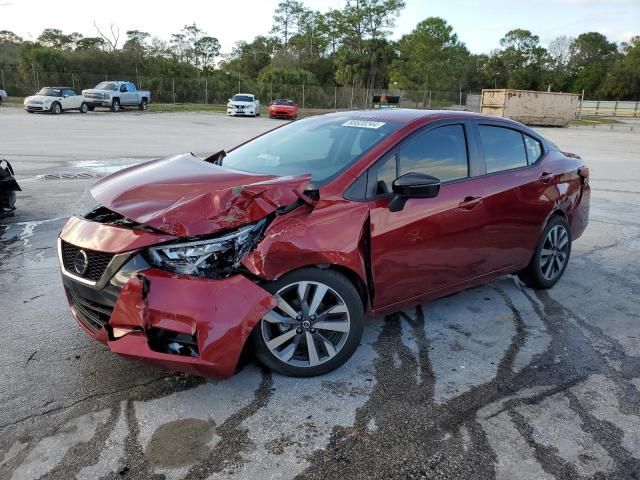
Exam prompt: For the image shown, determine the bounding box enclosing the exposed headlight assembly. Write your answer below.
[146,219,267,278]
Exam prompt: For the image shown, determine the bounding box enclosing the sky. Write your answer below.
[1,0,638,54]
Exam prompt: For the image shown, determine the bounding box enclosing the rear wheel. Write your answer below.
[110,99,120,112]
[51,102,62,115]
[252,268,364,377]
[139,98,148,110]
[518,215,571,289]
[79,102,88,114]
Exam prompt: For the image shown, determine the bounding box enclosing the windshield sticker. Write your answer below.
[342,120,386,129]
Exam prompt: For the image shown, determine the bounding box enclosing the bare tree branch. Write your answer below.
[93,20,120,51]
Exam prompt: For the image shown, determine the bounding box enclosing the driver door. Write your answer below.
[62,89,80,109]
[368,123,490,309]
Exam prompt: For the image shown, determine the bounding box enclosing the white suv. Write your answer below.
[24,87,88,114]
[227,93,260,117]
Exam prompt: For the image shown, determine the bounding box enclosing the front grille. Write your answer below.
[61,240,114,282]
[69,292,113,333]
[27,106,43,111]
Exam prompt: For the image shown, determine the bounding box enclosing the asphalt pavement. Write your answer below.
[0,105,639,480]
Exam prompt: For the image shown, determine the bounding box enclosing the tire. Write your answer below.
[79,102,88,114]
[110,99,120,112]
[87,105,95,111]
[251,267,365,377]
[139,98,148,111]
[27,110,34,113]
[518,215,572,289]
[51,102,62,115]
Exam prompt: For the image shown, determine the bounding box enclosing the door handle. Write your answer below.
[458,196,483,210]
[539,172,554,183]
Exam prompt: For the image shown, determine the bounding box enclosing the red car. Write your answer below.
[268,98,298,119]
[58,110,589,378]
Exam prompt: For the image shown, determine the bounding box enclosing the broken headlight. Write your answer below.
[146,219,266,278]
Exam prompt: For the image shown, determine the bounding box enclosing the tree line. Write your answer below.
[0,0,638,100]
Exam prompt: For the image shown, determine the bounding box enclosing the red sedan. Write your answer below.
[58,110,589,378]
[268,98,298,119]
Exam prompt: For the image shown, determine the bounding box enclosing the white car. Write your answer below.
[0,89,7,104]
[227,93,260,117]
[24,87,88,114]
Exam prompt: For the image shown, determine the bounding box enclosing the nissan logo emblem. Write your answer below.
[73,250,89,275]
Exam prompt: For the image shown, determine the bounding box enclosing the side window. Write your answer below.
[127,83,136,92]
[478,125,528,173]
[398,125,469,182]
[119,84,127,93]
[369,152,397,196]
[63,89,75,97]
[524,135,543,164]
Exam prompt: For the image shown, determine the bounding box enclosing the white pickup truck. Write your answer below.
[226,93,260,117]
[82,81,151,112]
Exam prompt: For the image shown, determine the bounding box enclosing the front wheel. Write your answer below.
[252,268,364,377]
[518,215,572,289]
[87,105,95,111]
[79,102,88,114]
[110,99,120,112]
[51,102,62,115]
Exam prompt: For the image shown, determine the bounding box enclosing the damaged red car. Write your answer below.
[58,110,590,377]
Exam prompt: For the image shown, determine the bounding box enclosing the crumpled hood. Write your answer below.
[90,153,312,237]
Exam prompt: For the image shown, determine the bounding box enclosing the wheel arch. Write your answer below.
[254,263,369,312]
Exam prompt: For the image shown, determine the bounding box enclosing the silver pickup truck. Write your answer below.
[82,81,151,112]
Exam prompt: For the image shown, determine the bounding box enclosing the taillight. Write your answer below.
[578,166,589,185]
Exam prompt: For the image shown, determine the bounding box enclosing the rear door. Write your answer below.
[368,121,492,308]
[470,122,555,271]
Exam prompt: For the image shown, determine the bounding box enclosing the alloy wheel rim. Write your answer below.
[261,281,351,368]
[540,225,569,280]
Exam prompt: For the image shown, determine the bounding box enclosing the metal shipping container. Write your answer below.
[481,89,579,126]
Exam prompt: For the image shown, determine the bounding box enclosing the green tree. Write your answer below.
[599,36,640,99]
[390,17,469,92]
[271,0,305,51]
[195,36,221,70]
[569,32,619,96]
[495,29,548,90]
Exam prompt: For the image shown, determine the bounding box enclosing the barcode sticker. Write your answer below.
[342,120,386,129]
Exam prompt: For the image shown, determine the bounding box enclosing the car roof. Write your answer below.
[42,86,74,90]
[320,108,520,126]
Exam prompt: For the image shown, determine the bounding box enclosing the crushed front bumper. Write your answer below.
[59,220,275,378]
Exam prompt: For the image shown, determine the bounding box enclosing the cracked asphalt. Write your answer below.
[1,106,639,480]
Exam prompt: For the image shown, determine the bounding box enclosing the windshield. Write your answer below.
[232,95,253,102]
[37,88,62,97]
[222,115,401,186]
[95,82,118,91]
[274,99,294,105]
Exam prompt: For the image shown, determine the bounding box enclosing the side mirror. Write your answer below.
[63,94,69,98]
[389,172,441,212]
[228,98,232,102]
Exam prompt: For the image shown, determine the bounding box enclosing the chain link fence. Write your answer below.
[1,68,479,111]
